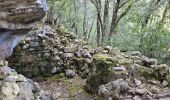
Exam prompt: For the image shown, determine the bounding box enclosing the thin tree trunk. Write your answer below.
[108,0,120,43]
[88,16,96,40]
[83,0,88,40]
[97,17,101,46]
[101,0,109,45]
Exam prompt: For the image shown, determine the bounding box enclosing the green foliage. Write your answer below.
[47,0,170,65]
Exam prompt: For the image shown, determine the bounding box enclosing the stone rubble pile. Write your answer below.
[0,60,53,100]
[7,24,170,99]
[86,49,170,100]
[8,25,93,78]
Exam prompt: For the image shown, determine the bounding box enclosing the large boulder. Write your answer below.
[0,0,48,30]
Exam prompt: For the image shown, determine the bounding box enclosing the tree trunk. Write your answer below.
[108,0,120,42]
[83,0,88,40]
[101,0,109,45]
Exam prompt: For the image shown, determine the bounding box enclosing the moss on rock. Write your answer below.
[165,75,170,84]
[138,66,159,80]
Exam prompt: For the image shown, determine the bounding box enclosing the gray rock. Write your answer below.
[130,51,142,57]
[104,46,112,52]
[0,82,20,100]
[83,51,92,58]
[133,96,142,100]
[0,0,47,30]
[149,58,158,65]
[150,86,160,94]
[112,79,129,93]
[63,53,74,58]
[4,75,18,82]
[98,85,111,100]
[16,74,27,82]
[16,80,34,100]
[134,78,142,86]
[135,88,147,95]
[65,69,76,78]
[33,82,41,93]
[0,66,14,79]
[75,51,82,57]
[0,61,8,67]
[112,66,127,72]
[51,67,57,74]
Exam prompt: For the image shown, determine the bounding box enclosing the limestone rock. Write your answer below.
[0,0,48,30]
[0,82,20,100]
[65,69,76,78]
[130,51,142,57]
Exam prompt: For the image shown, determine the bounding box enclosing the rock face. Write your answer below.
[0,0,48,30]
[0,0,47,61]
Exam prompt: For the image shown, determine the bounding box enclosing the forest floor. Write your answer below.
[36,75,94,100]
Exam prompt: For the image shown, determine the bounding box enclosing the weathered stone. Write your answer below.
[16,74,27,82]
[111,79,129,93]
[0,0,48,30]
[134,78,142,86]
[65,69,76,78]
[149,58,158,65]
[133,96,142,100]
[98,85,111,100]
[130,51,142,57]
[4,75,18,82]
[0,82,20,100]
[135,88,147,95]
[63,53,74,58]
[51,67,57,74]
[16,80,35,100]
[150,86,160,94]
[112,66,127,72]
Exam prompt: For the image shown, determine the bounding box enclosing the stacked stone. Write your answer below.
[0,60,52,100]
[7,24,170,99]
[86,49,170,100]
[8,25,97,78]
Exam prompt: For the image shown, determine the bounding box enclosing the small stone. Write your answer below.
[83,51,92,58]
[112,79,129,93]
[135,88,147,95]
[0,61,4,67]
[51,67,57,74]
[98,85,111,99]
[75,51,81,57]
[130,51,142,57]
[4,75,18,82]
[63,53,74,58]
[149,59,157,65]
[150,86,160,94]
[133,96,142,100]
[51,92,61,99]
[65,69,76,78]
[162,80,168,87]
[0,66,14,79]
[33,82,41,92]
[134,78,142,86]
[16,74,27,82]
[0,61,8,67]
[102,50,109,54]
[104,46,112,51]
[112,66,126,72]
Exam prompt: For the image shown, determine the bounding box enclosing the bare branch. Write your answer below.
[117,2,132,24]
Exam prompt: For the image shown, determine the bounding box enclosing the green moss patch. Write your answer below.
[139,66,159,80]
